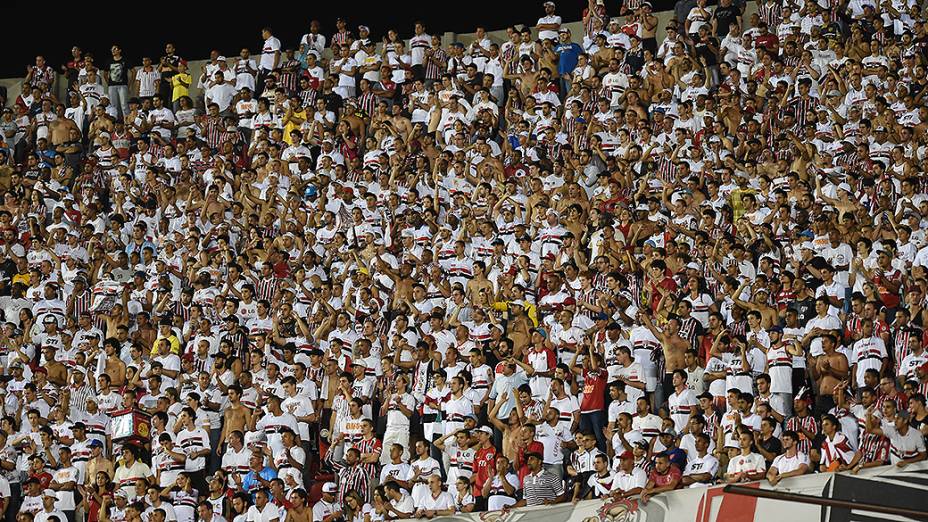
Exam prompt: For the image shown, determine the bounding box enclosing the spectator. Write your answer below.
[1,2,928,519]
[518,452,565,506]
[767,431,810,486]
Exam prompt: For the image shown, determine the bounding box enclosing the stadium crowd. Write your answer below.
[1,0,928,520]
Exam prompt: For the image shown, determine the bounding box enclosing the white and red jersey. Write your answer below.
[726,452,766,477]
[820,432,856,469]
[549,394,580,431]
[550,324,584,365]
[899,352,928,382]
[445,256,475,286]
[443,394,474,435]
[668,388,697,432]
[614,362,646,406]
[467,363,493,402]
[851,336,887,388]
[628,326,661,391]
[447,443,475,486]
[526,347,556,398]
[765,344,793,394]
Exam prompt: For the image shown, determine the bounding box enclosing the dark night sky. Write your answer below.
[2,0,677,78]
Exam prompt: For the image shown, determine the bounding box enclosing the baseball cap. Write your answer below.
[619,450,634,460]
[43,489,57,498]
[477,425,493,436]
[322,482,337,494]
[89,439,104,448]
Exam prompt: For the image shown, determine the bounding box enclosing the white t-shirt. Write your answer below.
[683,454,719,484]
[726,452,766,476]
[420,490,454,511]
[770,451,810,475]
[884,425,927,464]
[537,15,562,41]
[206,83,237,112]
[611,468,647,493]
[260,37,281,70]
[246,504,280,522]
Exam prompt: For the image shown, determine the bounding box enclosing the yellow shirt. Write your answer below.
[151,334,181,355]
[283,109,307,145]
[730,188,757,222]
[491,301,539,327]
[171,73,192,101]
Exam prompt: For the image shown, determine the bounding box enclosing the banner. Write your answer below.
[422,462,928,522]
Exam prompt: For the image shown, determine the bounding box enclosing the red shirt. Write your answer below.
[516,441,545,483]
[87,489,113,522]
[473,445,497,496]
[647,465,681,489]
[580,368,607,413]
[30,471,53,489]
[649,276,678,312]
[754,33,779,52]
[874,269,902,307]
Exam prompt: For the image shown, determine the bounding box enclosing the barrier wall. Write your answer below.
[415,461,928,522]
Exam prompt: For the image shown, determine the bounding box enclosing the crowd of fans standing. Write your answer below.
[0,0,927,521]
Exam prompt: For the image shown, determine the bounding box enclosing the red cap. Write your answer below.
[619,450,634,460]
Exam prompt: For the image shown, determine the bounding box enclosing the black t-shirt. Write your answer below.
[911,413,928,434]
[106,58,129,86]
[790,297,817,327]
[0,258,16,296]
[160,54,181,80]
[758,435,782,467]
[694,36,720,66]
[713,6,740,37]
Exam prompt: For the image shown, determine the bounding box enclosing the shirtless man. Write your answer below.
[809,333,849,416]
[638,3,659,53]
[466,262,494,302]
[87,104,114,143]
[389,103,413,138]
[42,345,68,386]
[198,186,230,224]
[220,385,254,446]
[730,281,778,328]
[103,339,127,387]
[132,312,158,348]
[373,251,414,307]
[641,311,688,406]
[48,104,80,146]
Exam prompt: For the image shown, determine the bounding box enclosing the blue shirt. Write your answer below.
[554,43,583,75]
[489,370,529,420]
[242,466,277,499]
